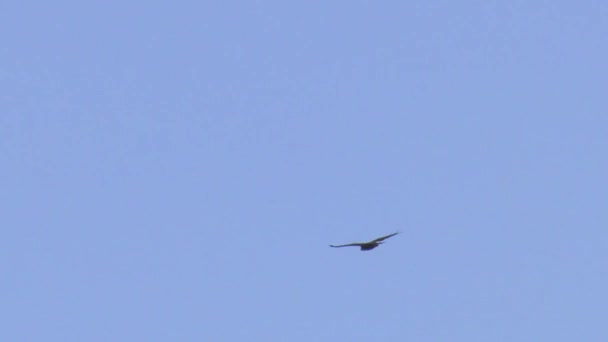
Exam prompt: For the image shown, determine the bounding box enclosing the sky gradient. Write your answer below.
[2,1,607,341]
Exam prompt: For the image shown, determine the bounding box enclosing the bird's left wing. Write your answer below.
[372,232,399,243]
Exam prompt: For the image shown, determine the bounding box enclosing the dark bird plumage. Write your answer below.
[329,232,399,251]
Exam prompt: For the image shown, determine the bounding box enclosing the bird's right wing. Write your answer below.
[329,243,363,248]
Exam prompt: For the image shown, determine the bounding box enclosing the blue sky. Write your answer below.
[2,1,607,341]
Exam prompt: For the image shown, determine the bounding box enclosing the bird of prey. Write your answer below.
[329,232,399,251]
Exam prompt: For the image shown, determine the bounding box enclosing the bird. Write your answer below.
[329,232,399,251]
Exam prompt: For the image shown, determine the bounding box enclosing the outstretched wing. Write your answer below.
[329,243,364,248]
[371,232,399,243]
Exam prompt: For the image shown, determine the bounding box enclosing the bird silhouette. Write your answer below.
[329,232,399,251]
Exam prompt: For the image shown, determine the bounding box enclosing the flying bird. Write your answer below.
[329,232,399,251]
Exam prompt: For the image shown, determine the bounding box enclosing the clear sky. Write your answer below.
[2,1,607,341]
